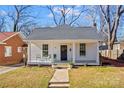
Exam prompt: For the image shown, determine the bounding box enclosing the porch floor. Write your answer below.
[27,60,97,66]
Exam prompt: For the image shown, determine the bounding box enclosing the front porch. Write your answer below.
[27,60,97,66]
[27,40,99,66]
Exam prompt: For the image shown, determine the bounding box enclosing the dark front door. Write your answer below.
[61,45,67,61]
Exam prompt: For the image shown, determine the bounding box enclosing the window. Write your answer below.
[5,46,12,57]
[17,47,22,53]
[80,43,86,56]
[42,44,48,57]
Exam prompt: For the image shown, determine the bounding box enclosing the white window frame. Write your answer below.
[5,46,12,57]
[42,44,48,57]
[17,47,22,53]
[80,43,86,56]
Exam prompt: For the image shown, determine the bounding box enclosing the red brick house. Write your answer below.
[0,32,25,65]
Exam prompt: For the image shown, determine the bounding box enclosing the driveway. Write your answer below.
[0,63,24,75]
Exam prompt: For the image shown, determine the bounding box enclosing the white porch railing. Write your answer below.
[28,54,53,65]
[37,58,52,63]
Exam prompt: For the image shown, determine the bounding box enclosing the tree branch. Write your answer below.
[47,6,58,25]
[69,8,87,25]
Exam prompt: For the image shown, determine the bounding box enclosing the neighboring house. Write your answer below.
[0,32,25,65]
[0,41,4,44]
[26,25,104,65]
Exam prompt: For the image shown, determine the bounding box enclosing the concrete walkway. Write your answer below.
[49,69,70,88]
[0,63,24,75]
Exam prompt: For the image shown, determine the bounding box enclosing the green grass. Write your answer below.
[0,67,54,88]
[69,66,124,88]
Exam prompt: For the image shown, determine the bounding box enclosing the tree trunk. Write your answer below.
[108,41,112,58]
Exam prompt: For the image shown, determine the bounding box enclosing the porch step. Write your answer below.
[49,81,69,84]
[52,64,71,69]
[49,83,70,88]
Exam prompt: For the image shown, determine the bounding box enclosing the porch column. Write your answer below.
[72,42,76,63]
[51,41,54,62]
[97,41,99,65]
[28,41,31,63]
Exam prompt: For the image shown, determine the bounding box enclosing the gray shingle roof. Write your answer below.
[26,25,104,41]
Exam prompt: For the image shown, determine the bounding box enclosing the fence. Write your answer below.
[100,49,124,59]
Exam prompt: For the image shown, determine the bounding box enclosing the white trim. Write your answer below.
[42,44,49,57]
[25,39,100,42]
[0,42,6,44]
[17,47,22,53]
[79,43,86,56]
[17,32,25,41]
[74,62,99,66]
[28,41,31,63]
[96,41,100,65]
[72,42,76,63]
[2,32,19,42]
[51,41,54,62]
[40,43,42,58]
[4,46,12,57]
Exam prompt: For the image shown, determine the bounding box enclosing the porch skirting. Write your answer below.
[27,62,52,66]
[73,60,99,65]
[27,60,99,66]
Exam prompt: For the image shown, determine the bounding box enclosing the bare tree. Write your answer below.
[100,5,124,50]
[0,8,7,32]
[0,16,6,32]
[47,5,87,26]
[85,6,99,26]
[8,5,37,36]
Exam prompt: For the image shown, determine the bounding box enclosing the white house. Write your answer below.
[26,25,104,65]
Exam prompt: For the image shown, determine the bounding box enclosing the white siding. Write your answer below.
[75,42,97,61]
[47,42,72,61]
[28,40,99,65]
[30,42,41,60]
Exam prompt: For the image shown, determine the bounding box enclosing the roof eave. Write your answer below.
[2,32,19,42]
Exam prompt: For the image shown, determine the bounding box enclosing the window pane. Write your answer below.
[43,51,48,57]
[43,44,48,50]
[9,47,12,56]
[5,47,7,56]
[80,43,86,56]
[5,46,12,57]
[80,50,85,55]
[17,47,22,53]
[42,44,48,57]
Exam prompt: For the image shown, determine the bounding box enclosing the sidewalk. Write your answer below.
[0,63,24,75]
[49,69,70,88]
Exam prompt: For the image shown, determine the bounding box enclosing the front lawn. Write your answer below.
[69,66,124,88]
[0,67,54,88]
[0,66,5,68]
